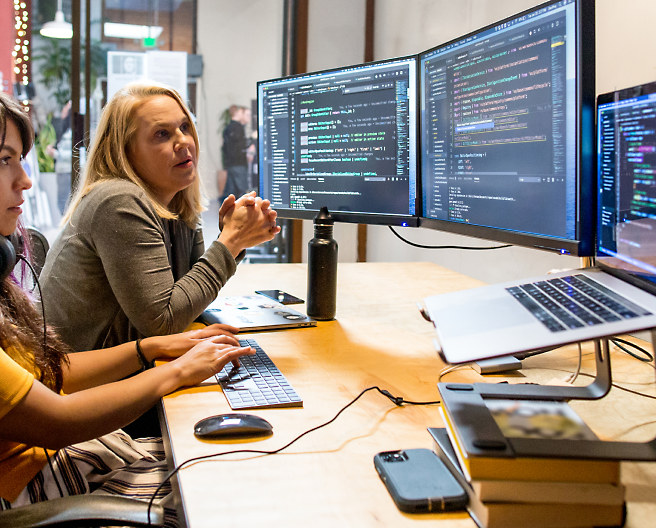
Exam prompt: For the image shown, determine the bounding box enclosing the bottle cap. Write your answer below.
[314,206,334,226]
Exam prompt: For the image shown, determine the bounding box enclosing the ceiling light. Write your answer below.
[104,22,163,40]
[40,0,72,39]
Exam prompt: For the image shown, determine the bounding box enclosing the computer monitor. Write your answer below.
[597,81,656,295]
[419,0,595,255]
[257,56,419,226]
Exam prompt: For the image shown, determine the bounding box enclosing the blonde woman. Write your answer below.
[40,82,280,352]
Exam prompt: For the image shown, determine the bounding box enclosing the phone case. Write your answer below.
[255,290,304,305]
[374,448,468,513]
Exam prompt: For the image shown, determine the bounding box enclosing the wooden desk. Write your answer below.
[159,262,656,528]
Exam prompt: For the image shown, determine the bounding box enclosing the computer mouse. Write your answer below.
[193,413,273,439]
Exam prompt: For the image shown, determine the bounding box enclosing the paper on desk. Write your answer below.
[200,375,218,385]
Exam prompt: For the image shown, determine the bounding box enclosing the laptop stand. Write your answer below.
[438,330,656,462]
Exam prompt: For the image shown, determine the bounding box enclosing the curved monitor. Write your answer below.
[419,0,595,255]
[257,56,419,226]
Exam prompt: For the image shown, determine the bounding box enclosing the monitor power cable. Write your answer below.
[145,386,441,524]
[610,337,654,364]
[388,226,512,250]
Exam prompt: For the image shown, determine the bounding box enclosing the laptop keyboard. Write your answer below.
[507,274,652,333]
[216,339,303,410]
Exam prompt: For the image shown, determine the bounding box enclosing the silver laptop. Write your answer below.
[200,294,316,331]
[424,81,656,364]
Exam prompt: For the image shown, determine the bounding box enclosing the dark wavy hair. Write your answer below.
[0,91,33,157]
[0,91,70,392]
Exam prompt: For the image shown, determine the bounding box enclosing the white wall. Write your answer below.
[196,0,284,201]
[307,0,367,72]
[595,0,656,94]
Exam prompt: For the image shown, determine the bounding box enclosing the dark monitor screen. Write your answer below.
[257,56,419,226]
[419,0,595,255]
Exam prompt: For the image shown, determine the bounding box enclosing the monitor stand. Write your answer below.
[438,331,656,462]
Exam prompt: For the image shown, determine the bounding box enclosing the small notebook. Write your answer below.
[199,294,316,331]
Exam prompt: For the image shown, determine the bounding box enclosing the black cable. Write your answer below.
[145,386,440,524]
[609,381,656,400]
[24,255,63,500]
[21,256,64,499]
[520,339,655,366]
[572,372,656,400]
[611,419,656,440]
[388,226,511,250]
[611,337,654,363]
[525,364,656,398]
[17,255,47,355]
[379,388,440,406]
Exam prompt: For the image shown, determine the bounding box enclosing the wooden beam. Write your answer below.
[358,0,376,262]
[295,0,308,74]
[364,0,375,63]
[283,0,309,263]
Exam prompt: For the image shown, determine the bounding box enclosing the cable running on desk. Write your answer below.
[147,386,440,525]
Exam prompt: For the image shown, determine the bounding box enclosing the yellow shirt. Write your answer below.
[0,347,55,502]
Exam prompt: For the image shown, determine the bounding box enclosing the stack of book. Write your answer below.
[430,399,626,528]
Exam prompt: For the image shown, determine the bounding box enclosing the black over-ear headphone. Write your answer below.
[0,232,24,282]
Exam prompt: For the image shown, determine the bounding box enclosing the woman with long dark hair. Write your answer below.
[0,91,253,525]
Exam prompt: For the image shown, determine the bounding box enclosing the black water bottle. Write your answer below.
[307,207,338,320]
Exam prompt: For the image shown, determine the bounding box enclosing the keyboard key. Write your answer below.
[216,339,303,410]
[520,284,584,329]
[509,274,651,332]
[546,278,619,323]
[507,287,566,332]
[569,275,651,318]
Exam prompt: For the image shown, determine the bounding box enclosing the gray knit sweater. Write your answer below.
[40,179,237,351]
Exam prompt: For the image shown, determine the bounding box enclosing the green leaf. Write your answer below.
[35,114,56,173]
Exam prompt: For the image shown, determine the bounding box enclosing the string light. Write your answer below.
[12,0,31,106]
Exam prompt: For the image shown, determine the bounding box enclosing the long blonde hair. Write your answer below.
[63,82,205,227]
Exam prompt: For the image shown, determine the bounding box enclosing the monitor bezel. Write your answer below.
[256,55,420,227]
[417,0,596,256]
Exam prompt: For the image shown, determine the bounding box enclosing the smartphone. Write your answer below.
[255,290,304,305]
[374,448,468,513]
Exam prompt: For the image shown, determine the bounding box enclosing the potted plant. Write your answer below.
[36,114,56,173]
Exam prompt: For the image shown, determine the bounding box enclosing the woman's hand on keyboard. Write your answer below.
[141,324,241,361]
[171,338,255,388]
